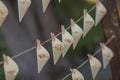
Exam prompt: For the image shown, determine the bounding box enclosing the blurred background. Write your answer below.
[0,0,113,80]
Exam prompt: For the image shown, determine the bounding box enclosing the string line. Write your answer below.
[0,4,114,80]
[61,35,115,80]
[0,5,96,64]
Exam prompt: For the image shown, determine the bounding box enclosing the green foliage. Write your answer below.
[0,65,5,80]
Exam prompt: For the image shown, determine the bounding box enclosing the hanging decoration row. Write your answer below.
[0,0,61,25]
[3,42,114,80]
[0,0,114,80]
[0,0,106,26]
[70,42,114,80]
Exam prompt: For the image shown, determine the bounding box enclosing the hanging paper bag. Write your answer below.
[70,19,83,49]
[70,68,84,80]
[0,1,8,27]
[18,0,31,22]
[88,54,101,80]
[100,43,114,69]
[51,33,64,64]
[83,9,94,37]
[3,55,19,80]
[61,25,73,58]
[95,0,107,26]
[36,40,50,73]
[42,0,50,12]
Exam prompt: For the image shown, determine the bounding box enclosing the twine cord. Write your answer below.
[61,35,115,80]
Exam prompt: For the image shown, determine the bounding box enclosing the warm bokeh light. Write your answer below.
[85,0,96,4]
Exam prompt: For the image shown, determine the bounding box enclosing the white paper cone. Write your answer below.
[36,40,50,73]
[61,25,73,58]
[95,0,107,26]
[18,0,31,22]
[70,69,84,80]
[0,1,8,27]
[70,19,83,49]
[100,43,114,69]
[3,55,19,80]
[88,54,101,80]
[83,9,94,38]
[51,33,64,65]
[42,0,50,13]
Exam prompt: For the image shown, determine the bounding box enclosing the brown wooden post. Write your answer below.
[102,0,120,80]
